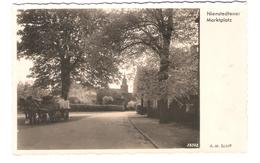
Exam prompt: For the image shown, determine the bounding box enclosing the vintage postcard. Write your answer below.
[13,0,247,153]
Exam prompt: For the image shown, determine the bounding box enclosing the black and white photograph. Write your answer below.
[16,8,200,150]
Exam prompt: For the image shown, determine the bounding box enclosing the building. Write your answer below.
[96,75,133,105]
[68,76,133,105]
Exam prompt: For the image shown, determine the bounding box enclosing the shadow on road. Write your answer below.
[17,115,88,128]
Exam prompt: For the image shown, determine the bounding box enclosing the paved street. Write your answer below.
[17,111,199,150]
[17,111,154,149]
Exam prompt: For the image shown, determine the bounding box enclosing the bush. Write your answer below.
[127,101,136,110]
[68,97,81,104]
[102,96,114,105]
[70,104,123,112]
[168,95,199,125]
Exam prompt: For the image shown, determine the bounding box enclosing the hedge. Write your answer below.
[70,104,124,112]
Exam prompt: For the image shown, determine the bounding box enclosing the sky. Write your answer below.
[16,59,134,92]
[16,58,34,83]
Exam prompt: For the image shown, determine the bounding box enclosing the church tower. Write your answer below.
[121,75,128,93]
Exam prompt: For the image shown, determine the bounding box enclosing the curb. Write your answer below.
[128,118,160,149]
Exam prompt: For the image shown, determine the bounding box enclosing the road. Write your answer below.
[17,111,155,150]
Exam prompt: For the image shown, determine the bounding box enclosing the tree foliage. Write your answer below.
[102,9,198,77]
[133,65,160,100]
[17,81,49,99]
[129,9,199,123]
[168,46,199,97]
[17,9,122,99]
[133,45,199,103]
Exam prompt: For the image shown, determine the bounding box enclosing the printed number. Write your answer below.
[186,143,199,148]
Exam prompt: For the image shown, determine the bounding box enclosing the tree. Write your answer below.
[103,9,199,123]
[133,45,199,120]
[168,45,199,97]
[17,9,122,100]
[133,65,159,116]
[133,55,160,100]
[17,81,49,99]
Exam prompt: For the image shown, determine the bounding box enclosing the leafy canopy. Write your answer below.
[17,9,123,95]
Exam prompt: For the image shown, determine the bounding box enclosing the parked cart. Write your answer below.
[22,96,70,125]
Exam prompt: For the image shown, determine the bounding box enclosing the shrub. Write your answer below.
[102,96,114,105]
[168,95,199,124]
[127,101,136,110]
[68,97,81,104]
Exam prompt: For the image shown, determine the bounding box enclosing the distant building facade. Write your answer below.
[96,75,133,105]
[69,76,133,105]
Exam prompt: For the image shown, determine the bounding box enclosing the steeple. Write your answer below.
[121,75,128,93]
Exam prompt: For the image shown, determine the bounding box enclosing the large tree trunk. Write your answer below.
[158,9,173,123]
[61,60,71,100]
[158,48,170,123]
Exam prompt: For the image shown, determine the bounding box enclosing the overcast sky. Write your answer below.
[16,59,33,83]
